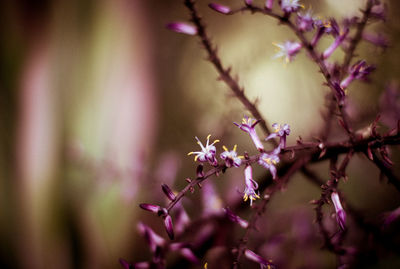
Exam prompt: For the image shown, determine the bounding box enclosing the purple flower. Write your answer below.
[311,19,340,47]
[297,8,316,32]
[322,19,340,37]
[166,22,197,35]
[362,32,388,49]
[265,123,290,148]
[234,116,264,152]
[272,41,302,63]
[138,222,166,253]
[169,243,199,264]
[223,207,249,228]
[244,249,275,269]
[340,60,375,89]
[370,2,387,21]
[280,0,304,14]
[322,28,349,59]
[243,165,260,205]
[265,0,274,9]
[258,147,280,179]
[220,145,243,168]
[208,3,231,14]
[188,134,219,165]
[331,192,346,230]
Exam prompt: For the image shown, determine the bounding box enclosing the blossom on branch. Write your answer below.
[265,123,290,148]
[296,8,316,32]
[234,116,265,152]
[280,0,304,14]
[272,41,302,63]
[188,135,219,166]
[258,147,280,179]
[340,60,375,89]
[220,145,243,168]
[322,28,349,59]
[243,165,260,206]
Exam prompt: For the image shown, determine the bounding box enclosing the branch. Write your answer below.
[342,0,375,69]
[184,0,274,139]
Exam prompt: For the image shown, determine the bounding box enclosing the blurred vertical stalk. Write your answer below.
[1,0,157,268]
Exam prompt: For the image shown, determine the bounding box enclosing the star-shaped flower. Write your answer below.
[220,145,243,168]
[188,135,219,166]
[273,41,302,63]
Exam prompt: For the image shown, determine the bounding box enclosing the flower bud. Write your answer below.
[208,3,231,14]
[331,192,346,230]
[161,184,176,201]
[164,214,175,240]
[166,22,197,35]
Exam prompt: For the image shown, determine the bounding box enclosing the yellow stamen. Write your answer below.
[243,194,248,201]
[213,139,220,144]
[233,144,237,152]
[264,158,271,164]
[188,152,194,156]
[300,4,305,9]
[238,156,244,159]
[194,155,199,162]
[272,42,280,48]
[204,262,208,269]
[222,145,228,152]
[323,21,331,28]
[207,134,211,140]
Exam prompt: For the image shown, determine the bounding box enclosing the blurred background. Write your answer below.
[1,0,400,268]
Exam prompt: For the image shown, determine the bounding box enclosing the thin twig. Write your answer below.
[184,0,274,139]
[342,0,375,70]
